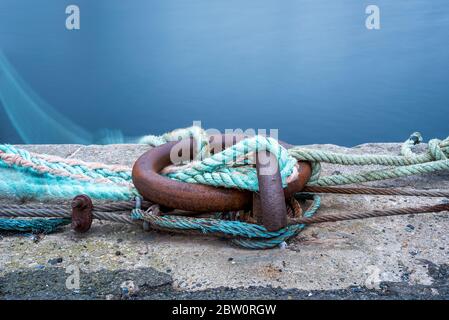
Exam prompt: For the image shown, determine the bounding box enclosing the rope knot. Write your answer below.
[428,139,448,160]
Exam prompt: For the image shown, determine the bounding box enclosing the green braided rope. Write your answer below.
[165,136,297,191]
[309,159,449,186]
[289,135,448,167]
[164,131,449,189]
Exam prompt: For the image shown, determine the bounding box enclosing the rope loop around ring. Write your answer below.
[428,139,448,160]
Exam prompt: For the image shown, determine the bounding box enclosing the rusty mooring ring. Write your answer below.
[132,134,312,230]
[132,134,311,216]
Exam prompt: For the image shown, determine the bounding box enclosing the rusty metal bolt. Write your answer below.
[71,194,93,233]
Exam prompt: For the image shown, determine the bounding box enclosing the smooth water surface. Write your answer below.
[0,0,448,146]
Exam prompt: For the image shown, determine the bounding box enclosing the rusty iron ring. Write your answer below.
[132,134,312,216]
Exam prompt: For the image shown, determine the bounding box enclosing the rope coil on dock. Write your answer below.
[0,127,449,249]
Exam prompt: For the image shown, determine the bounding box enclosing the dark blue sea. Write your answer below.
[0,0,448,146]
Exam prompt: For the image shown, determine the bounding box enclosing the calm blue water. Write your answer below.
[0,0,448,146]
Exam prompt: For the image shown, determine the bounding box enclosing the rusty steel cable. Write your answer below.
[0,203,449,225]
[0,206,136,225]
[91,211,136,224]
[287,203,449,226]
[0,201,138,225]
[4,176,445,229]
[302,186,449,197]
[93,200,153,212]
[0,200,152,213]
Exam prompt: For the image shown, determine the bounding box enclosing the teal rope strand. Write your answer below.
[0,218,70,233]
[132,195,321,249]
[0,167,136,201]
[231,195,321,249]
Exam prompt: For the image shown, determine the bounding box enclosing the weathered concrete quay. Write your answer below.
[1,142,448,299]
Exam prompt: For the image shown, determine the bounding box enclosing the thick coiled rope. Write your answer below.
[163,131,449,189]
[1,129,448,200]
[1,128,448,248]
[129,195,321,249]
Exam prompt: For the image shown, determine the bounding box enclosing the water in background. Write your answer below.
[0,0,448,146]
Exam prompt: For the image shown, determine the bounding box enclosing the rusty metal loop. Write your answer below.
[253,151,288,231]
[132,134,312,214]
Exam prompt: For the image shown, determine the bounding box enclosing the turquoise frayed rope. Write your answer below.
[130,195,321,249]
[0,218,70,233]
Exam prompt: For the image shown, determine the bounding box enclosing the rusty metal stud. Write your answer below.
[132,134,312,213]
[255,150,288,231]
[71,194,93,233]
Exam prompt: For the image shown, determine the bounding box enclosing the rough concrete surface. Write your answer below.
[0,143,448,300]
